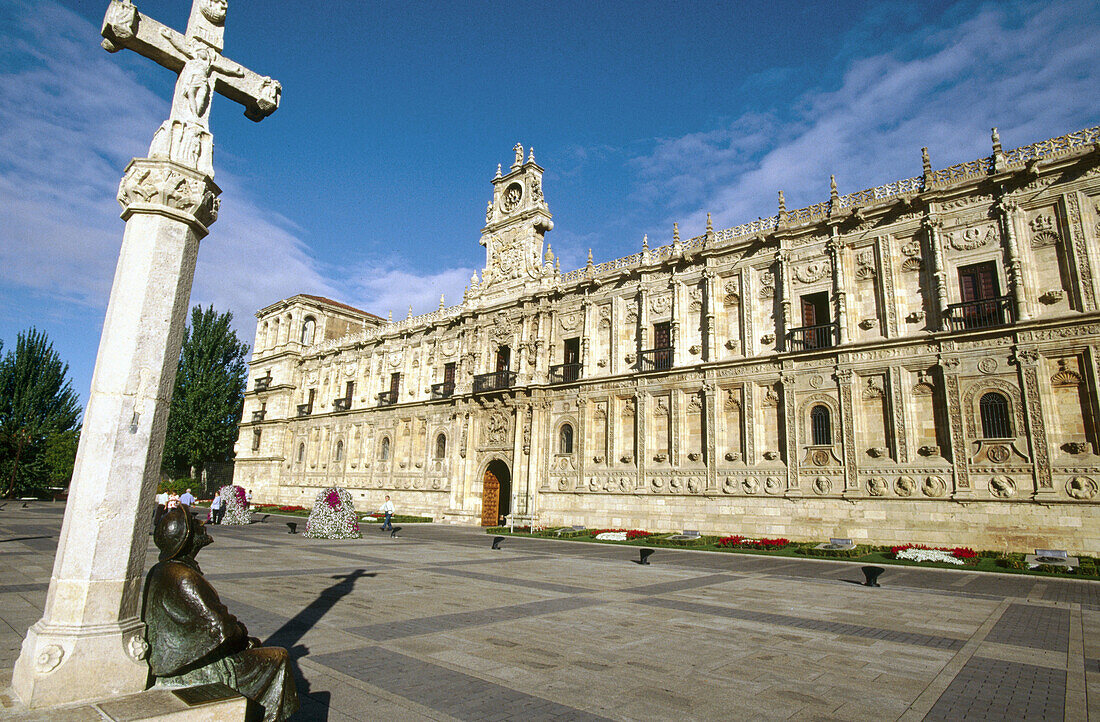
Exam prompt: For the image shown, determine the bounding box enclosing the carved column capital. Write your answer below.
[117,158,221,237]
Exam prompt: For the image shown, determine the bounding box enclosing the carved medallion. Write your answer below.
[922,476,947,497]
[812,476,831,495]
[977,358,998,375]
[895,476,916,497]
[763,476,782,494]
[989,476,1015,498]
[1067,476,1097,500]
[867,477,888,496]
[742,477,759,494]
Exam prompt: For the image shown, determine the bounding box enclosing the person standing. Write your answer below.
[210,491,224,524]
[379,495,395,532]
[179,488,196,507]
[153,488,170,528]
[246,489,253,507]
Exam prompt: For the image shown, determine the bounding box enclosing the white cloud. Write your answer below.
[0,0,469,344]
[629,2,1100,235]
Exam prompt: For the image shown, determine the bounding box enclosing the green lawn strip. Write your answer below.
[484,527,1100,579]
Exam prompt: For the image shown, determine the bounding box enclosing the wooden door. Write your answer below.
[496,346,511,372]
[389,372,401,397]
[481,470,500,526]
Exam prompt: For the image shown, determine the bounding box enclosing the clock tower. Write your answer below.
[478,143,554,297]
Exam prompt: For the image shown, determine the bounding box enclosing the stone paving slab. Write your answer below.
[0,506,1097,721]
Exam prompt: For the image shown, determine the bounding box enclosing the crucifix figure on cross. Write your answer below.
[101,0,280,175]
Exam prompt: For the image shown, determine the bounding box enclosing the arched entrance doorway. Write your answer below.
[480,459,511,526]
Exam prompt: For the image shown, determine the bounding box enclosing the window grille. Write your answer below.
[559,424,574,454]
[980,392,1012,438]
[810,405,832,445]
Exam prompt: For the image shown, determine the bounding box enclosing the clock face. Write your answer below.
[502,183,523,212]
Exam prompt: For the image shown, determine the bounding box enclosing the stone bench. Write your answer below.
[814,537,856,551]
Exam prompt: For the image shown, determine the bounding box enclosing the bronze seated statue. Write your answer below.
[145,506,299,721]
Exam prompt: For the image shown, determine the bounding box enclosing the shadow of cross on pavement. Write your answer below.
[261,568,375,718]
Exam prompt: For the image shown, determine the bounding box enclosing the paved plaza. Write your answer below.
[1,504,1098,721]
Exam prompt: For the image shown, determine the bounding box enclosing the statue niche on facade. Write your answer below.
[144,507,299,721]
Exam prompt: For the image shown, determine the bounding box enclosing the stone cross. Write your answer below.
[12,0,279,709]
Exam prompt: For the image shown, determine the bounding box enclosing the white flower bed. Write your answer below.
[595,531,627,541]
[218,484,252,525]
[896,547,963,565]
[304,487,361,539]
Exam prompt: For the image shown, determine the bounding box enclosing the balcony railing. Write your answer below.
[549,363,582,384]
[296,403,311,417]
[254,376,271,392]
[332,397,350,411]
[944,296,1013,331]
[430,382,455,399]
[787,323,837,352]
[251,410,266,423]
[473,370,517,393]
[637,347,674,372]
[377,391,397,407]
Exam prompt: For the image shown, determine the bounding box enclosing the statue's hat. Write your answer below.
[154,506,192,561]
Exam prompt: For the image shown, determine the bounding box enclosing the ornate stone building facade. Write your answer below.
[234,129,1100,553]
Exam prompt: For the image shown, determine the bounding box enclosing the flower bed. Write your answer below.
[217,484,251,525]
[891,544,976,565]
[591,529,652,541]
[716,535,790,550]
[304,487,361,539]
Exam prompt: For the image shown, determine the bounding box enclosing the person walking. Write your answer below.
[153,489,169,529]
[210,491,225,524]
[179,488,196,507]
[379,495,395,532]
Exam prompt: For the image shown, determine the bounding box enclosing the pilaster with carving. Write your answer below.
[581,298,592,378]
[743,382,756,465]
[576,397,587,482]
[937,355,971,495]
[877,235,899,337]
[780,373,799,494]
[835,369,858,494]
[670,276,682,367]
[888,366,909,463]
[635,390,647,483]
[704,380,718,490]
[670,388,681,467]
[1063,191,1098,312]
[1014,347,1054,496]
[637,284,648,365]
[740,267,753,356]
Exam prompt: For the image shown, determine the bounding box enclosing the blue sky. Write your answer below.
[1,0,1098,407]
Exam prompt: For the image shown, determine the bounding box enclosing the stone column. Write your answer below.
[776,250,791,351]
[581,298,591,378]
[13,158,219,706]
[704,271,718,362]
[827,235,849,345]
[836,369,858,495]
[996,197,1030,322]
[635,391,647,484]
[670,277,681,366]
[704,380,718,491]
[636,284,648,366]
[925,218,950,330]
[780,373,799,495]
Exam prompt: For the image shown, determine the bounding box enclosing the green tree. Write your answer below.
[0,329,83,497]
[162,305,249,480]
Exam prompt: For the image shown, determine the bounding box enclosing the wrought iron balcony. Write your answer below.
[944,296,1013,331]
[549,363,582,384]
[637,346,674,372]
[376,391,397,407]
[430,382,455,399]
[786,323,837,352]
[295,403,311,417]
[253,375,271,392]
[251,410,266,423]
[332,397,350,411]
[473,370,517,394]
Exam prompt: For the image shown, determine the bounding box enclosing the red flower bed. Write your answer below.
[277,505,307,512]
[717,535,789,550]
[891,544,976,559]
[590,528,653,540]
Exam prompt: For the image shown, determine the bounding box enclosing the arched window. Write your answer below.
[297,443,305,463]
[261,321,269,350]
[300,316,316,345]
[810,405,832,446]
[980,392,1012,438]
[380,436,390,460]
[435,433,446,459]
[559,423,574,454]
[271,318,280,347]
[334,440,344,462]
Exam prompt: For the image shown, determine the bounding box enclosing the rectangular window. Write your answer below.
[345,381,354,405]
[793,291,832,350]
[496,346,511,373]
[653,322,671,349]
[389,372,400,397]
[251,429,261,451]
[953,261,1007,330]
[307,388,316,413]
[958,261,1000,302]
